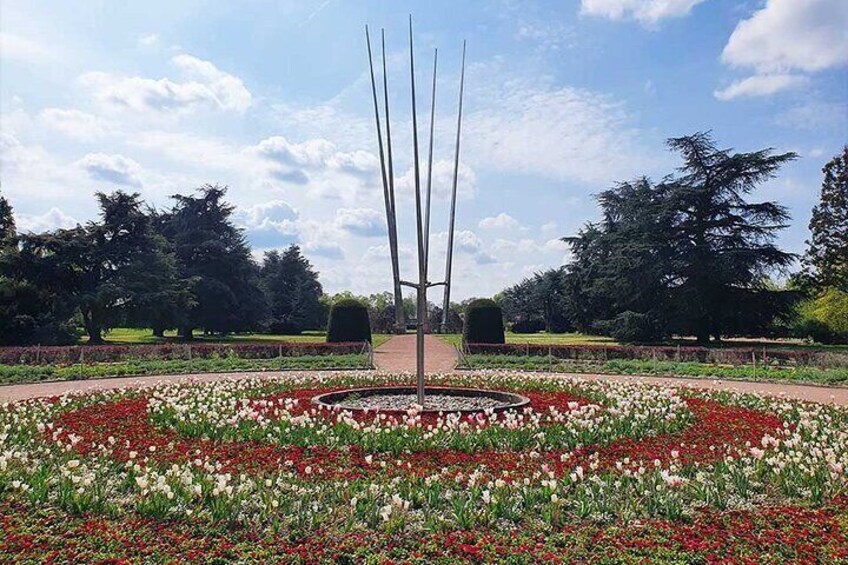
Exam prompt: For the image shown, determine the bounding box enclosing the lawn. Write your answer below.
[90,328,393,348]
[438,332,616,348]
[440,331,848,351]
[1,371,846,563]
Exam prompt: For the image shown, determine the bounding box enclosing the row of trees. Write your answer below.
[0,186,324,345]
[499,135,847,344]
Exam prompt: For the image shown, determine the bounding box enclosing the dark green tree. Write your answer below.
[10,227,91,344]
[564,178,675,339]
[501,268,573,333]
[0,191,14,246]
[261,245,323,334]
[562,134,797,343]
[803,147,848,293]
[166,185,266,338]
[663,133,796,343]
[66,191,179,343]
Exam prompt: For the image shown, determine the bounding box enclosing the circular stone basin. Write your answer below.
[312,386,530,414]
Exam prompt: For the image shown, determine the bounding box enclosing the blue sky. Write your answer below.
[1,0,846,299]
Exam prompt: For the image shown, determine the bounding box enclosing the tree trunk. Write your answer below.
[179,326,193,341]
[152,326,165,338]
[695,327,710,346]
[81,310,104,345]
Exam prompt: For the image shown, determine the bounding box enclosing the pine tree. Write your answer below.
[261,245,323,334]
[664,132,796,343]
[166,185,267,337]
[803,147,848,293]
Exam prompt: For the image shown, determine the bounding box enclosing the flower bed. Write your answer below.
[1,371,847,563]
[465,342,848,368]
[0,342,367,366]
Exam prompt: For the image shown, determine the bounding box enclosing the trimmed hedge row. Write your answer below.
[464,343,848,369]
[0,342,367,367]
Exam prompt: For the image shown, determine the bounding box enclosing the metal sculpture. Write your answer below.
[365,17,466,404]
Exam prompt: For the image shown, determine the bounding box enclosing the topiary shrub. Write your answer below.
[326,299,372,343]
[463,299,505,344]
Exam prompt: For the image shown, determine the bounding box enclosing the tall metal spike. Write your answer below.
[409,15,427,406]
[423,48,438,275]
[442,40,466,333]
[365,25,401,337]
[380,28,405,333]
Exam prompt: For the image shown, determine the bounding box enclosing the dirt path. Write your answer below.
[373,334,458,373]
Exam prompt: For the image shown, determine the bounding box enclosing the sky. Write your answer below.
[1,0,846,301]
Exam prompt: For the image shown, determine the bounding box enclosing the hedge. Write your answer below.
[0,342,366,367]
[327,299,372,343]
[463,299,505,344]
[464,343,848,369]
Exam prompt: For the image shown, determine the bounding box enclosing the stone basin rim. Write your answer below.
[311,386,531,414]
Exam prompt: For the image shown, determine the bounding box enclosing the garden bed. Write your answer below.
[1,371,846,562]
[459,351,848,386]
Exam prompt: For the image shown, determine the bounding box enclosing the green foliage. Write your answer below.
[796,289,848,344]
[563,132,797,344]
[0,354,369,385]
[327,299,372,343]
[463,298,505,344]
[501,268,573,333]
[595,311,662,343]
[164,185,267,337]
[460,355,848,386]
[261,245,323,334]
[803,147,848,293]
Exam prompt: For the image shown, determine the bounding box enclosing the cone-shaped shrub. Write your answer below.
[326,299,372,343]
[463,298,505,344]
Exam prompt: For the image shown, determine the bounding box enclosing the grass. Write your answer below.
[90,328,392,348]
[458,354,848,386]
[0,354,371,385]
[439,332,847,351]
[439,332,618,348]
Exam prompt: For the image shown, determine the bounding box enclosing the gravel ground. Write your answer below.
[338,393,510,412]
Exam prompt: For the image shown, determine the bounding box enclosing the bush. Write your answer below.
[511,319,546,334]
[326,299,372,343]
[596,311,662,343]
[463,299,505,344]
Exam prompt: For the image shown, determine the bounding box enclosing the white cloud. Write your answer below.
[722,0,848,74]
[580,0,705,26]
[776,100,848,130]
[465,72,662,184]
[138,34,159,47]
[251,135,379,189]
[0,32,53,62]
[15,207,78,233]
[39,108,108,140]
[479,213,521,230]
[395,159,478,201]
[714,74,808,100]
[79,54,252,114]
[717,0,848,102]
[76,153,143,187]
[335,208,386,237]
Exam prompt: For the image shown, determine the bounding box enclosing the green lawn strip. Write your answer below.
[88,328,392,348]
[0,354,371,386]
[459,355,848,386]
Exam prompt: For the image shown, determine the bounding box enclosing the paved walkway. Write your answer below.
[373,334,458,373]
